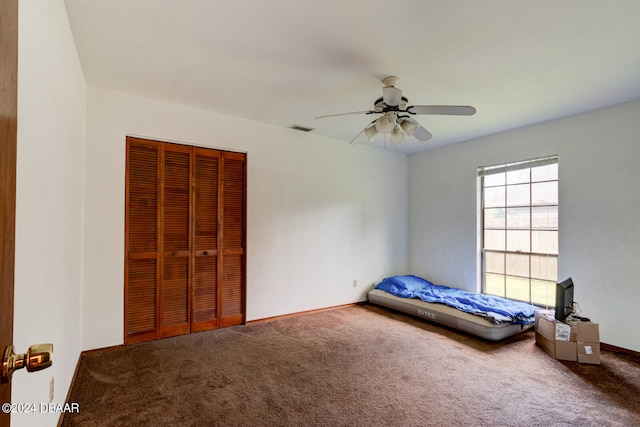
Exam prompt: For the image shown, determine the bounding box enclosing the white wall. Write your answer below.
[13,0,86,426]
[408,100,640,352]
[82,85,408,350]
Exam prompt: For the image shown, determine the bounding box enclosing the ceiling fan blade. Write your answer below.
[349,128,365,145]
[382,86,402,107]
[315,110,372,119]
[408,105,476,116]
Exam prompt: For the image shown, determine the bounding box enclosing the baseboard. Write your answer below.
[57,352,82,427]
[601,342,640,362]
[247,302,363,325]
[79,344,124,356]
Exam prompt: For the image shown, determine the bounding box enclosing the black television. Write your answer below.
[555,278,575,322]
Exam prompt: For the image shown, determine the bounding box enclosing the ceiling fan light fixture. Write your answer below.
[364,124,378,141]
[375,112,396,134]
[399,118,419,136]
[390,125,405,145]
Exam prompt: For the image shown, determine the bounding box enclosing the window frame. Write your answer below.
[478,155,559,306]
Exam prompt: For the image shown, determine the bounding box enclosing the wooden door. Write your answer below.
[0,0,18,425]
[191,148,220,332]
[125,139,160,344]
[125,138,246,344]
[159,144,191,338]
[220,152,246,327]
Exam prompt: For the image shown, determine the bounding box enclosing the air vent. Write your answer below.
[289,124,314,132]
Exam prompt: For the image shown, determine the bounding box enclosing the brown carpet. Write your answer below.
[62,304,640,426]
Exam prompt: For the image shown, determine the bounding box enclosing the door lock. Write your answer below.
[1,343,53,384]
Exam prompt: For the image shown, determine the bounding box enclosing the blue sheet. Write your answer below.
[375,275,537,325]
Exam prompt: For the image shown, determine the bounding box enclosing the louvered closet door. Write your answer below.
[125,137,246,344]
[160,143,192,338]
[125,138,160,345]
[220,152,246,327]
[192,148,220,332]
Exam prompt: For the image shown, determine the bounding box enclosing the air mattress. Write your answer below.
[368,288,533,341]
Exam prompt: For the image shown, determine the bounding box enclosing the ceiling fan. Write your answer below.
[316,76,476,145]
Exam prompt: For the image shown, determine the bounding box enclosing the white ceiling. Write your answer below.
[64,0,640,154]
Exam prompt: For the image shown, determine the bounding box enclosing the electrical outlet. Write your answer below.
[49,376,54,403]
[352,279,357,288]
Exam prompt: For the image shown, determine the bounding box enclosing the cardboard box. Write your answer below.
[577,322,600,342]
[534,314,598,363]
[535,326,556,358]
[577,342,601,364]
[535,315,578,361]
[556,341,578,362]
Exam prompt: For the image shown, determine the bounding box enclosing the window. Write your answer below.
[478,156,558,306]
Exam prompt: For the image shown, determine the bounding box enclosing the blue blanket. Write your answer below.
[375,275,537,325]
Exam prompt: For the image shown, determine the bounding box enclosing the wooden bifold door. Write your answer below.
[125,137,246,345]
